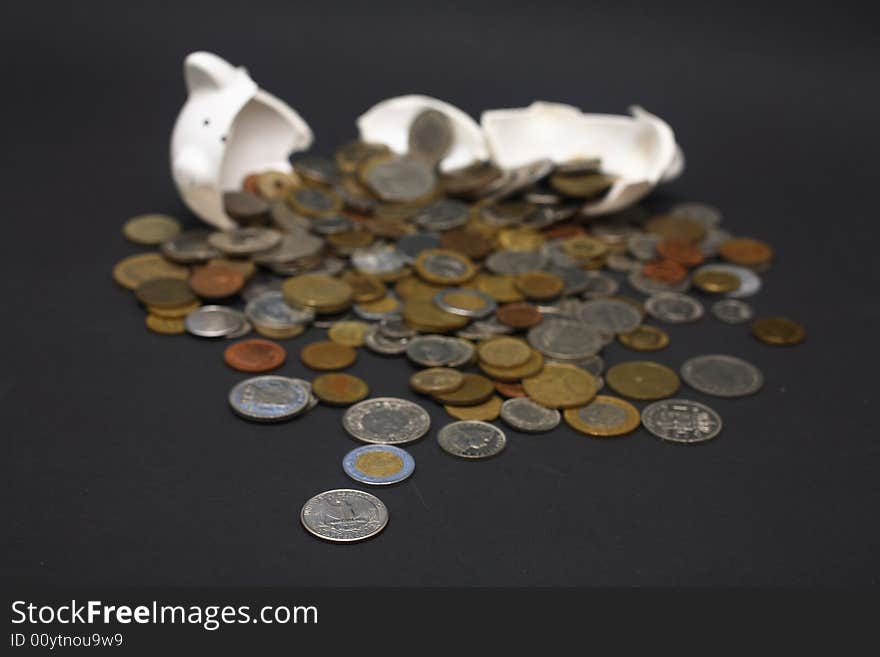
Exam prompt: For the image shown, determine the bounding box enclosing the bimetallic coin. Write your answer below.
[300,489,388,543]
[434,288,496,318]
[408,108,454,166]
[751,317,806,346]
[578,298,643,334]
[606,361,680,400]
[711,299,754,324]
[312,373,370,405]
[413,199,470,231]
[693,264,761,298]
[343,397,431,444]
[564,395,640,437]
[681,354,764,397]
[228,375,311,422]
[499,397,560,433]
[161,229,221,263]
[245,291,315,329]
[641,399,722,444]
[343,445,415,486]
[414,249,476,285]
[123,213,181,245]
[185,305,247,338]
[644,292,704,323]
[527,318,605,361]
[406,335,474,367]
[437,421,507,459]
[288,185,343,218]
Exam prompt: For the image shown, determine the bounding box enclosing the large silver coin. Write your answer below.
[434,288,497,318]
[413,199,470,231]
[409,109,454,166]
[578,298,642,334]
[364,327,410,355]
[499,398,560,433]
[485,249,548,274]
[437,420,507,459]
[627,269,691,295]
[252,230,323,265]
[644,292,704,323]
[343,445,415,486]
[680,354,763,398]
[161,229,221,263]
[208,227,281,256]
[641,398,722,444]
[343,397,431,444]
[300,489,388,543]
[670,202,723,228]
[185,305,247,338]
[711,298,754,324]
[581,271,620,299]
[406,335,474,367]
[527,318,605,360]
[245,291,315,328]
[365,157,436,203]
[228,375,311,422]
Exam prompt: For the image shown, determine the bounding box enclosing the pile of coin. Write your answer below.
[114,108,805,543]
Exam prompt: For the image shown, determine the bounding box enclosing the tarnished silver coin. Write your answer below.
[228,375,311,422]
[406,335,474,367]
[365,157,436,203]
[437,420,507,459]
[434,288,496,318]
[499,398,560,433]
[414,199,470,231]
[343,445,415,486]
[364,327,410,355]
[627,233,661,261]
[291,155,339,185]
[527,318,605,360]
[607,252,640,273]
[379,316,416,340]
[343,397,431,444]
[161,229,221,263]
[547,265,591,296]
[644,292,704,323]
[641,398,722,444]
[208,227,281,256]
[670,202,723,228]
[627,269,691,295]
[225,319,253,339]
[409,109,454,167]
[245,291,315,328]
[312,214,354,235]
[578,298,642,334]
[456,319,513,340]
[397,232,441,261]
[300,489,388,543]
[485,249,548,274]
[351,244,408,275]
[680,354,763,398]
[698,227,732,257]
[185,305,247,338]
[252,230,323,265]
[581,271,620,299]
[711,298,754,324]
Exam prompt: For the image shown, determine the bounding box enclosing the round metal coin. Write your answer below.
[644,292,704,323]
[563,395,641,437]
[499,397,561,433]
[641,399,722,444]
[437,421,507,459]
[185,305,247,338]
[711,299,754,324]
[343,397,431,444]
[343,445,415,486]
[527,318,605,360]
[300,489,388,543]
[681,354,764,397]
[123,213,181,245]
[228,375,311,422]
[606,361,680,400]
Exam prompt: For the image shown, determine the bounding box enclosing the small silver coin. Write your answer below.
[413,199,470,231]
[434,288,497,318]
[641,398,722,444]
[312,214,354,235]
[379,316,416,339]
[437,421,507,459]
[578,298,642,334]
[627,269,691,295]
[397,232,441,261]
[364,327,410,355]
[680,354,764,398]
[627,233,661,261]
[185,305,247,338]
[406,335,474,367]
[644,292,704,323]
[499,398,561,433]
[527,318,605,360]
[300,489,388,543]
[208,227,281,256]
[365,157,436,203]
[711,298,754,324]
[408,109,454,167]
[581,271,620,299]
[351,244,408,275]
[343,445,415,486]
[252,230,323,265]
[485,249,548,275]
[269,200,312,232]
[228,375,311,422]
[343,397,431,444]
[160,229,221,263]
[245,291,315,329]
[669,202,723,228]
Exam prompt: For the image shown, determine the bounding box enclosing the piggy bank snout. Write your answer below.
[173,147,213,188]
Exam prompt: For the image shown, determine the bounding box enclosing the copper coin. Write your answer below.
[312,373,370,405]
[189,265,246,298]
[440,229,494,260]
[300,341,357,370]
[494,381,526,398]
[134,277,197,309]
[642,259,688,284]
[751,316,806,346]
[656,239,705,268]
[719,238,774,267]
[644,214,706,243]
[224,339,287,372]
[432,373,495,406]
[496,302,543,329]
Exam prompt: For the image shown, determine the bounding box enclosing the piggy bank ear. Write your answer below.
[184,51,240,94]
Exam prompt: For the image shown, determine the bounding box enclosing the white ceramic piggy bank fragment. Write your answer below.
[171,52,313,230]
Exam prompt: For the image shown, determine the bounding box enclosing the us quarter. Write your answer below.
[644,292,704,323]
[343,397,431,444]
[300,489,388,543]
[228,375,311,422]
[437,420,507,458]
[680,354,764,397]
[527,318,605,360]
[711,299,754,324]
[641,398,722,444]
[185,305,247,338]
[343,445,415,486]
[499,397,561,433]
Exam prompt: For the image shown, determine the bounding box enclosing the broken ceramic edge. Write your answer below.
[356,94,489,173]
[480,101,684,216]
[170,51,314,230]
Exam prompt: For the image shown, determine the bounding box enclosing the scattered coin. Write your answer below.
[414,249,476,285]
[301,341,357,370]
[437,420,507,459]
[112,252,189,290]
[282,273,353,313]
[245,291,315,330]
[751,316,806,346]
[523,362,598,409]
[161,229,222,263]
[445,395,503,421]
[313,373,370,405]
[477,336,532,368]
[692,267,741,293]
[694,264,761,298]
[414,199,470,231]
[135,277,196,309]
[224,338,287,372]
[300,489,388,542]
[188,264,245,298]
[563,395,641,437]
[363,156,436,203]
[145,314,185,335]
[410,368,465,395]
[644,292,704,323]
[578,298,643,334]
[681,354,764,397]
[343,397,431,444]
[185,305,248,338]
[409,109,454,166]
[434,288,496,318]
[719,237,773,267]
[328,320,371,347]
[478,347,544,382]
[433,373,495,406]
[406,335,474,367]
[711,299,754,324]
[641,398,722,443]
[580,271,620,299]
[343,445,415,486]
[499,397,561,433]
[618,324,670,351]
[606,361,680,400]
[496,302,543,329]
[228,375,311,422]
[123,214,181,245]
[364,327,410,355]
[527,318,604,360]
[288,185,343,218]
[494,381,527,398]
[515,270,564,300]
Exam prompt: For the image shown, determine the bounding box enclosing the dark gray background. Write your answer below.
[2,1,878,586]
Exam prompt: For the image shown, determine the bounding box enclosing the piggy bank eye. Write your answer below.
[220,135,227,143]
[202,118,210,126]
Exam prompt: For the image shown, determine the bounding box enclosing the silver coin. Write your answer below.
[290,186,339,214]
[627,233,660,261]
[406,335,474,367]
[300,489,388,543]
[485,249,548,275]
[419,251,473,282]
[343,445,415,486]
[343,397,431,444]
[364,327,410,355]
[486,159,554,201]
[413,199,470,231]
[185,305,247,338]
[292,155,339,185]
[698,227,732,257]
[351,244,408,275]
[314,256,346,277]
[578,298,642,334]
[499,398,560,433]
[225,319,253,339]
[711,298,754,324]
[542,240,579,268]
[547,265,592,296]
[409,109,454,167]
[379,316,416,339]
[160,229,221,263]
[312,214,354,235]
[208,227,281,256]
[437,421,507,459]
[269,200,312,232]
[627,269,691,295]
[606,252,640,273]
[228,375,311,422]
[670,202,723,228]
[245,291,315,329]
[644,292,704,323]
[693,264,761,298]
[680,354,763,398]
[527,318,605,360]
[240,276,284,302]
[641,398,722,444]
[456,319,513,340]
[580,271,620,299]
[434,288,497,318]
[252,230,323,265]
[590,215,640,244]
[397,232,440,261]
[365,157,436,203]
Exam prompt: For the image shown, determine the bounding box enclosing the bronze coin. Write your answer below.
[432,373,495,406]
[223,191,271,224]
[440,229,494,260]
[189,265,246,299]
[224,339,287,372]
[496,302,543,329]
[642,259,688,283]
[618,325,670,351]
[300,340,357,370]
[644,214,706,244]
[656,239,705,268]
[312,373,370,405]
[719,238,774,267]
[494,381,526,398]
[134,277,196,309]
[514,270,564,300]
[751,317,806,346]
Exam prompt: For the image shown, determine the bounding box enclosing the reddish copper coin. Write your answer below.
[719,237,774,267]
[496,302,543,329]
[494,381,526,397]
[642,259,688,283]
[656,239,705,268]
[189,265,246,299]
[242,173,261,195]
[224,339,287,373]
[541,223,584,240]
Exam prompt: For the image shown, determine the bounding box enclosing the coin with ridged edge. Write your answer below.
[228,375,311,422]
[499,397,560,433]
[563,395,641,437]
[641,398,722,443]
[437,421,507,459]
[680,354,763,397]
[300,489,388,543]
[343,445,415,486]
[343,397,431,444]
[312,373,370,405]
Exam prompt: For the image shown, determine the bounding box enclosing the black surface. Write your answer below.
[2,1,878,586]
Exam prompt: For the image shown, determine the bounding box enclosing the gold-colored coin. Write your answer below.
[477,336,532,368]
[445,395,503,421]
[514,270,564,300]
[497,227,545,251]
[145,314,185,335]
[112,252,189,290]
[478,348,544,382]
[287,185,343,217]
[474,273,525,303]
[356,295,402,316]
[562,235,608,262]
[335,140,391,174]
[207,257,256,280]
[134,277,197,308]
[341,271,387,302]
[718,237,774,267]
[354,451,403,478]
[413,249,476,285]
[432,373,495,406]
[394,276,445,300]
[282,273,353,312]
[618,325,670,351]
[300,341,357,370]
[402,298,469,332]
[693,269,741,293]
[328,320,371,347]
[522,363,598,409]
[410,368,465,395]
[327,229,374,252]
[564,395,641,437]
[605,361,680,400]
[644,214,706,244]
[440,289,491,313]
[549,172,616,198]
[146,299,201,319]
[374,265,411,283]
[751,316,806,346]
[256,170,300,199]
[122,214,181,245]
[312,373,369,405]
[254,323,305,340]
